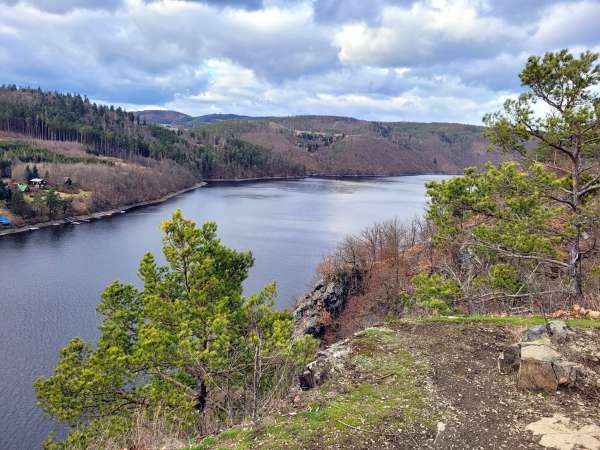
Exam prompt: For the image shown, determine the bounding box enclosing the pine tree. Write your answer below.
[35,210,316,449]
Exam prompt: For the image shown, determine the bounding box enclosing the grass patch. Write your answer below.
[422,314,600,328]
[354,327,392,337]
[189,331,436,449]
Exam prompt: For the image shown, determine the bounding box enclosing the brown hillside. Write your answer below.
[199,116,504,176]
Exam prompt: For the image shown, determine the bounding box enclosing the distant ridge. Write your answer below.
[133,110,254,127]
[131,109,504,176]
[132,110,191,125]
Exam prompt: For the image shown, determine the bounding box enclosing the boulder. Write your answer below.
[518,340,563,391]
[298,339,351,390]
[521,320,574,344]
[522,324,547,342]
[518,338,583,391]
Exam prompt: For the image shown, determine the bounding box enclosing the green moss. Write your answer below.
[422,314,600,328]
[354,327,392,337]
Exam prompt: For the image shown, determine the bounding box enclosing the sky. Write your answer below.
[1,0,599,124]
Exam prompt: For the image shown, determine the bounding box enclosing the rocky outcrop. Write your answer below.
[298,339,351,390]
[293,276,351,337]
[498,320,584,391]
[526,414,600,450]
[518,337,582,391]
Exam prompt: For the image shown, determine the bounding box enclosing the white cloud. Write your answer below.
[532,0,600,49]
[0,0,599,123]
[334,0,528,67]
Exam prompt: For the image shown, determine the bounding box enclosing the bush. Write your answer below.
[411,274,460,315]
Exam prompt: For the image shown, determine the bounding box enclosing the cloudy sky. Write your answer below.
[1,0,599,123]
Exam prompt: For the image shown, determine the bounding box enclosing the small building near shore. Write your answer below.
[0,215,10,226]
[28,178,47,190]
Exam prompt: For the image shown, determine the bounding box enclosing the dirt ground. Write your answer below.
[195,320,600,450]
[389,321,600,449]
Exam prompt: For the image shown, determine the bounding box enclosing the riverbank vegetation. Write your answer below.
[306,50,600,344]
[0,137,198,227]
[35,50,600,449]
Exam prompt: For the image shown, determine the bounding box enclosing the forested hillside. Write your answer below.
[195,117,503,175]
[0,86,302,180]
[0,85,505,229]
[138,110,504,176]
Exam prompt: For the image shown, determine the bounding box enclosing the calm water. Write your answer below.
[0,175,447,449]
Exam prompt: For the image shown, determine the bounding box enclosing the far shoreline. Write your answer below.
[203,171,458,183]
[0,181,206,237]
[0,172,456,238]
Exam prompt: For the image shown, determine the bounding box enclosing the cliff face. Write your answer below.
[293,276,352,338]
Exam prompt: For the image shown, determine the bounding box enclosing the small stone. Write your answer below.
[498,343,521,374]
[548,320,574,342]
[522,324,547,342]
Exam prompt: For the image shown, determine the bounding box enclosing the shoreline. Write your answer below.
[204,172,457,183]
[0,181,206,237]
[0,171,455,237]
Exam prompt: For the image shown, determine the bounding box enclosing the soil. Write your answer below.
[387,321,600,449]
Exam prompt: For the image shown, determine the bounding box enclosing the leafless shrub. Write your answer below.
[12,159,197,214]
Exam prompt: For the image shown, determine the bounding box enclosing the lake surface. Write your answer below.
[0,175,447,449]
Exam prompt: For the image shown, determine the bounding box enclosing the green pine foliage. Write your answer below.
[35,210,317,449]
[422,50,600,313]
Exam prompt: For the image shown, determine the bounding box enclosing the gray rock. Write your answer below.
[548,320,574,342]
[498,343,521,374]
[518,342,562,391]
[521,320,574,344]
[553,360,583,387]
[522,324,548,342]
[293,276,351,337]
[520,338,562,362]
[518,338,583,391]
[299,339,351,390]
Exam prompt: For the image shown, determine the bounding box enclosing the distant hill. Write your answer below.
[133,110,191,125]
[134,110,254,127]
[133,109,504,176]
[190,115,504,176]
[0,86,505,183]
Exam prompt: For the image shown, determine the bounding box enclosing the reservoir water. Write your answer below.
[0,175,447,449]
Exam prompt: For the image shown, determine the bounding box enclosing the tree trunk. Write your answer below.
[194,378,207,413]
[569,231,584,300]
